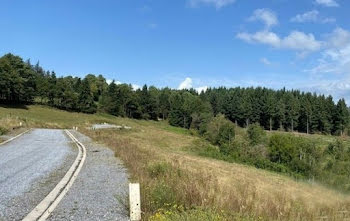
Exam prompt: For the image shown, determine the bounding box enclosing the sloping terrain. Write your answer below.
[1,105,350,220]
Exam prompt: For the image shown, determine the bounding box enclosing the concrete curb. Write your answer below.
[22,130,87,221]
[0,129,31,146]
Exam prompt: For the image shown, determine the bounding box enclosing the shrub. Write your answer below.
[247,123,266,146]
[205,114,235,152]
[327,139,346,160]
[268,134,294,164]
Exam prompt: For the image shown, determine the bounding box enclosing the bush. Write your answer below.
[205,114,235,152]
[247,123,266,146]
[327,139,346,160]
[268,134,322,178]
[268,134,294,164]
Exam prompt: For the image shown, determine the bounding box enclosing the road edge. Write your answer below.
[22,130,87,221]
[0,129,31,146]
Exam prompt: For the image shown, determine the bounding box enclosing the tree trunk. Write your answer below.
[246,118,249,128]
[307,116,309,134]
[269,117,272,131]
[291,119,294,132]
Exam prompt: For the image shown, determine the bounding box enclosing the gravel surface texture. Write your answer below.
[48,130,129,221]
[91,124,121,130]
[0,127,28,142]
[0,129,77,220]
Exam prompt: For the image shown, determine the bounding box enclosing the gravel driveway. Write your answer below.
[48,130,129,221]
[0,129,77,220]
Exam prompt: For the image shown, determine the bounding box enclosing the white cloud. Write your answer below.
[237,31,280,47]
[314,0,339,7]
[260,58,272,65]
[302,80,350,103]
[195,86,208,93]
[322,17,336,23]
[106,79,121,85]
[248,8,278,28]
[326,28,350,49]
[178,77,193,90]
[283,31,322,51]
[132,84,141,90]
[306,28,350,77]
[237,30,322,52]
[188,0,235,9]
[290,10,335,23]
[290,10,319,23]
[177,77,208,93]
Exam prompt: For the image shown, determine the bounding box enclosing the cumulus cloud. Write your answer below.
[248,8,278,28]
[188,0,236,9]
[326,27,350,49]
[178,77,193,90]
[322,17,336,23]
[238,8,323,53]
[283,31,322,51]
[290,10,319,23]
[314,0,339,7]
[237,31,280,47]
[237,30,322,52]
[196,86,208,93]
[106,79,121,85]
[290,10,335,23]
[132,84,141,90]
[178,77,208,93]
[302,80,350,103]
[308,28,350,75]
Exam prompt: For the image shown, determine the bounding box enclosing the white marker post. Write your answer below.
[129,183,141,221]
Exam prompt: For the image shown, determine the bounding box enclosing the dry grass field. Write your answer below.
[1,105,350,220]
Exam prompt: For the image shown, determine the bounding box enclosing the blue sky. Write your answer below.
[1,0,350,101]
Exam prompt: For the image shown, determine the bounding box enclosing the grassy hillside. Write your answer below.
[1,105,350,220]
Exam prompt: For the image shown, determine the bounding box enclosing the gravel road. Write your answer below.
[0,129,129,221]
[0,129,77,220]
[48,130,129,221]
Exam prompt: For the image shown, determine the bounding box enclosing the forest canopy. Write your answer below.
[1,53,349,136]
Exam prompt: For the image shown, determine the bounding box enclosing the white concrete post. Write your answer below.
[129,183,141,221]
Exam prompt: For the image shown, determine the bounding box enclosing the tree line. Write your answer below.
[1,53,349,135]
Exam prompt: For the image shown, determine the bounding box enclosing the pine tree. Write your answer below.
[265,91,276,131]
[334,99,349,136]
[169,93,184,127]
[78,78,97,113]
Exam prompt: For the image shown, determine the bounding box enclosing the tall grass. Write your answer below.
[83,128,350,221]
[2,105,350,220]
